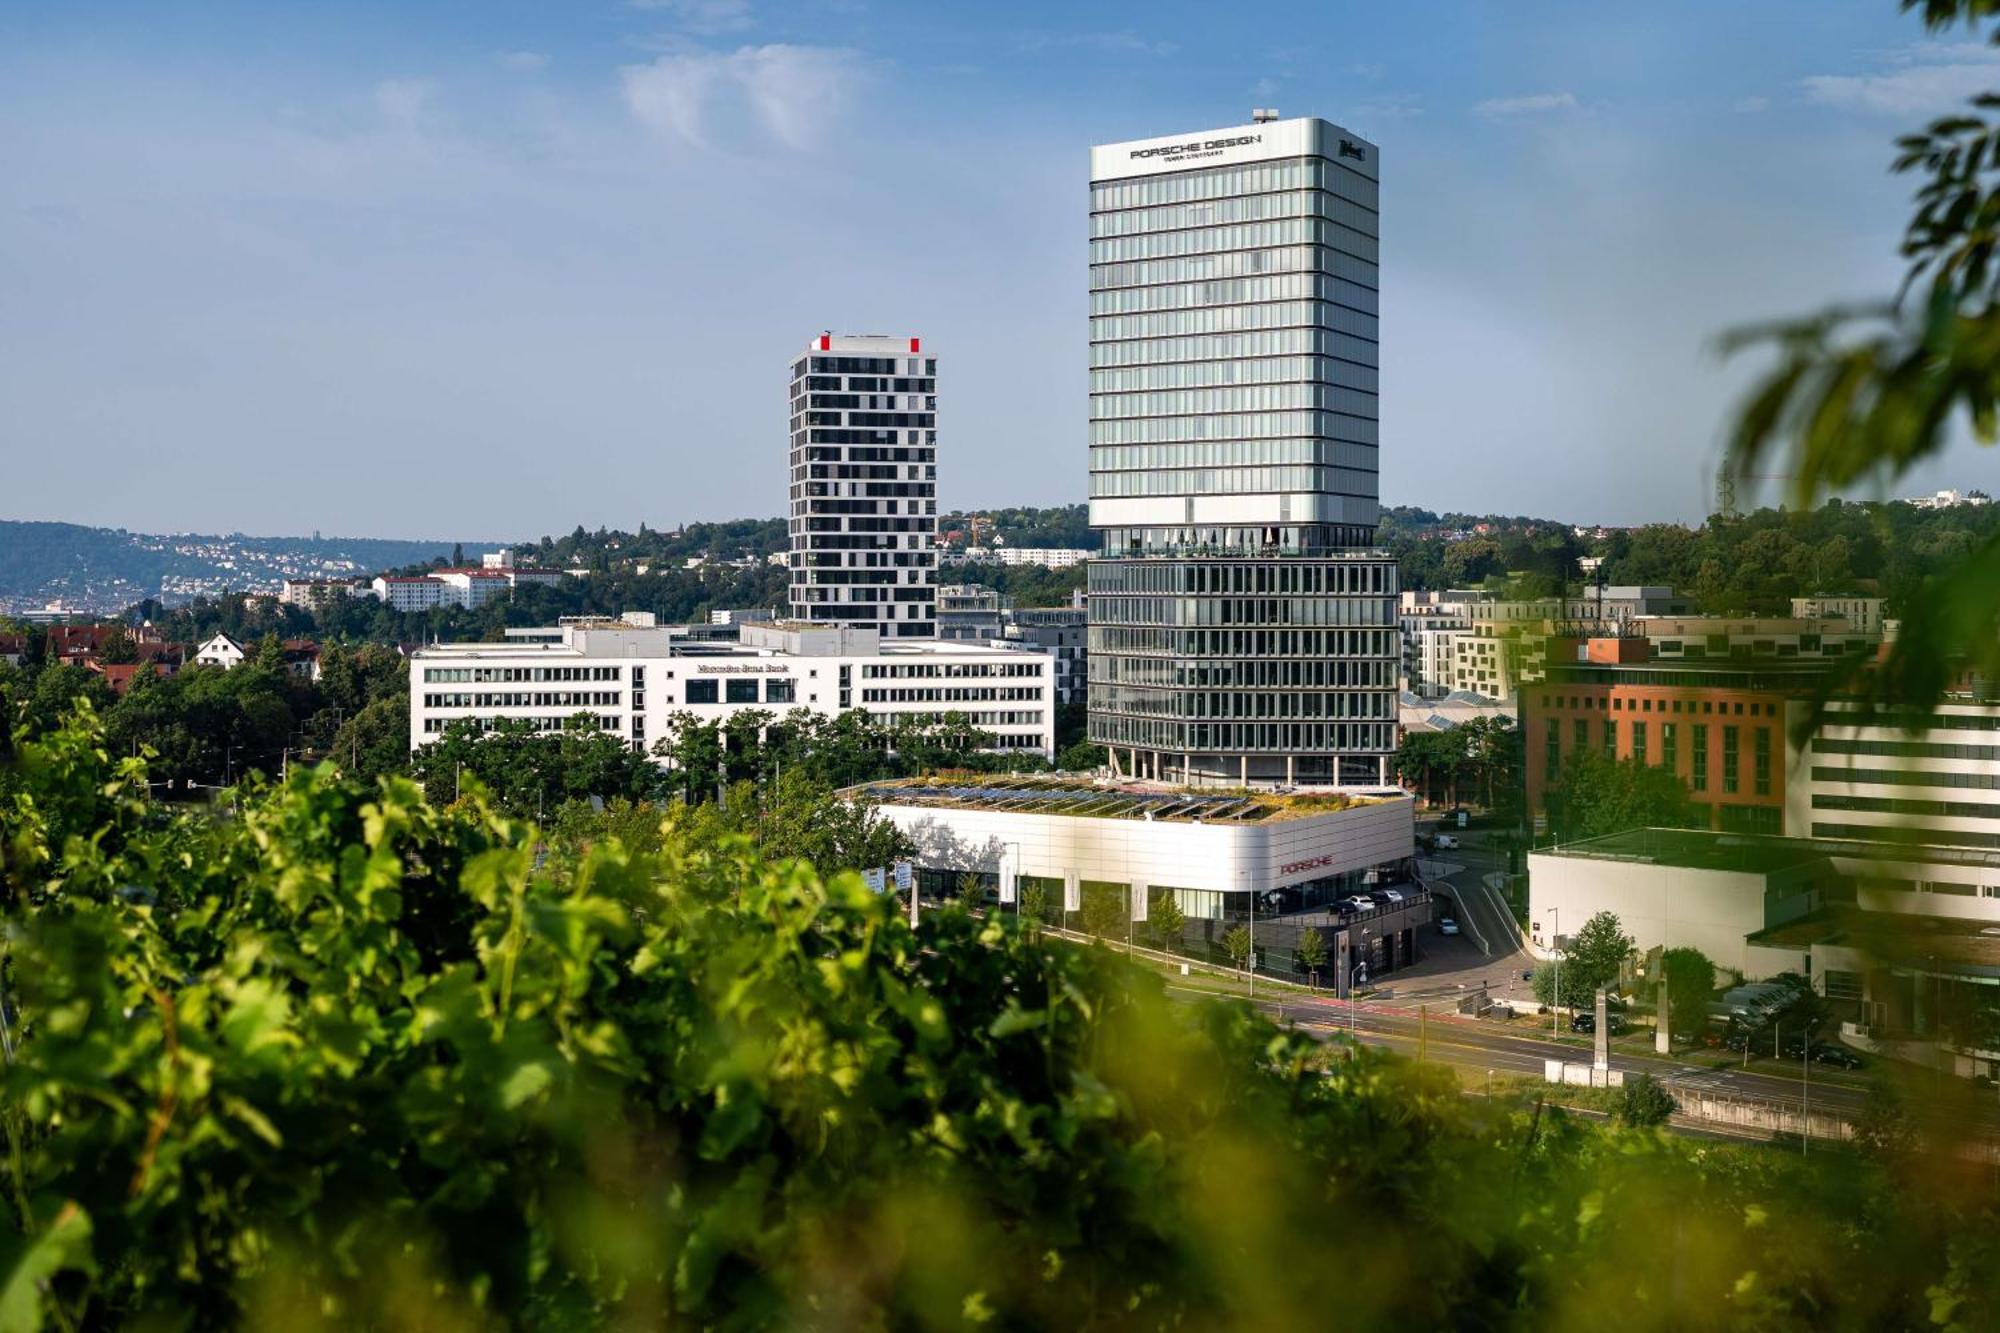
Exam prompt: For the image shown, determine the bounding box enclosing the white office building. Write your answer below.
[1788,696,2000,851]
[787,334,938,637]
[408,620,1054,759]
[1086,115,1399,786]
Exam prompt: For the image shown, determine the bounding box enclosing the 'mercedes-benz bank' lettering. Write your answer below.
[1130,134,1262,162]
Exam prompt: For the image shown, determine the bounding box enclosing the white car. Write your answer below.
[1438,917,1461,936]
[1435,834,1460,850]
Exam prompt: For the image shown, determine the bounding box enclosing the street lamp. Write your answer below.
[1550,905,1560,1036]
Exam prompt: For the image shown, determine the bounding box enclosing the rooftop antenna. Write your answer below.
[1252,108,1281,123]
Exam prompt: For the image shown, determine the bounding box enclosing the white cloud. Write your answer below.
[1017,31,1176,58]
[1803,41,2000,116]
[372,78,432,129]
[620,45,862,149]
[1474,91,1578,118]
[630,0,753,36]
[1351,91,1424,124]
[498,51,549,72]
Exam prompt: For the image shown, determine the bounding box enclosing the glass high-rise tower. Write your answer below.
[1086,116,1398,786]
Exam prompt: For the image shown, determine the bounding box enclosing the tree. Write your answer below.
[1057,739,1106,772]
[1545,749,1696,842]
[1296,926,1327,988]
[1222,924,1254,974]
[756,770,912,873]
[1533,910,1633,1009]
[1079,882,1127,940]
[1148,891,1186,954]
[1618,1074,1676,1128]
[1660,946,1717,1044]
[6,704,2000,1326]
[1018,881,1051,934]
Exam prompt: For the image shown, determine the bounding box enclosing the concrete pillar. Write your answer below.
[1656,973,1671,1054]
[1286,754,1296,786]
[1239,754,1248,786]
[1593,988,1610,1072]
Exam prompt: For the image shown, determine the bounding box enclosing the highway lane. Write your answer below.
[1207,988,1901,1119]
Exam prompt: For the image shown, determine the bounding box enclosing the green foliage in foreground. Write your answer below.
[2,711,1999,1329]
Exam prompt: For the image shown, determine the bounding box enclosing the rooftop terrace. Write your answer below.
[854,775,1397,824]
[1540,827,2000,876]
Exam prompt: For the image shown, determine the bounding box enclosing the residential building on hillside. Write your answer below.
[1086,114,1398,786]
[1905,488,1991,509]
[373,576,453,612]
[993,547,1093,569]
[1790,596,1887,638]
[195,634,247,670]
[279,578,361,612]
[1397,586,1688,702]
[370,562,560,613]
[408,620,1054,760]
[786,334,938,637]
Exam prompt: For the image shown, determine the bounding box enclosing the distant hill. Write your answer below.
[0,520,491,613]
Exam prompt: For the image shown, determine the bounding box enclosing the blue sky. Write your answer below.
[5,0,1998,538]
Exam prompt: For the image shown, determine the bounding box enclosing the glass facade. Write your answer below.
[1087,120,1395,784]
[787,338,939,637]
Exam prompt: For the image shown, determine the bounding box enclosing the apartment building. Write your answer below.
[787,334,938,636]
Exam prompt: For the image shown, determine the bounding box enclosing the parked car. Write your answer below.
[1811,1044,1865,1069]
[1346,895,1377,913]
[1379,888,1406,906]
[1573,1013,1627,1035]
[1438,917,1460,936]
[1435,834,1460,850]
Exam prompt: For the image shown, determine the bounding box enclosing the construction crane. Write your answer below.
[1715,467,1800,519]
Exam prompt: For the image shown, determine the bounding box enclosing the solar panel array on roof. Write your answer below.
[859,780,1276,823]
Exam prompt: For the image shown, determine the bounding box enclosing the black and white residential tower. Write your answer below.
[1086,115,1398,785]
[787,334,939,636]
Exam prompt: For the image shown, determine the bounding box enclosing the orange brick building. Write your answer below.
[1522,632,1851,835]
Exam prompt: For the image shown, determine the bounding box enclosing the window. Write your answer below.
[1604,719,1617,759]
[1754,727,1772,796]
[1723,725,1740,794]
[1692,725,1709,791]
[1573,718,1588,752]
[687,679,719,704]
[1632,721,1648,766]
[726,678,759,703]
[766,678,796,704]
[1545,718,1560,780]
[1662,723,1678,774]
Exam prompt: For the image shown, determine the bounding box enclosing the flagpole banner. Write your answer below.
[1131,882,1150,923]
[1063,870,1080,914]
[1000,868,1017,904]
